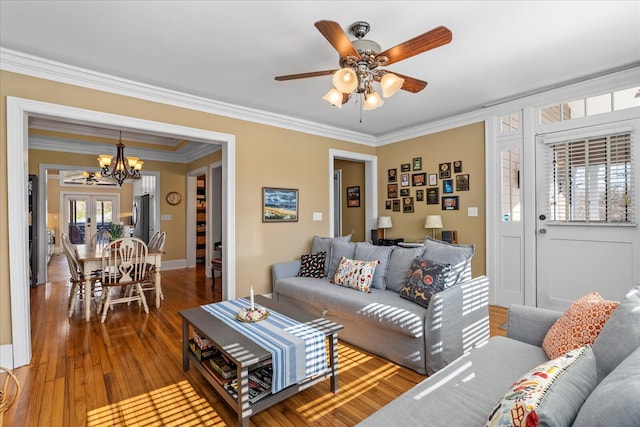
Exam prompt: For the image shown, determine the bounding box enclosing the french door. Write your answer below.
[63,194,119,244]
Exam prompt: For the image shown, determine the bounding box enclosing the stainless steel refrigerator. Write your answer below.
[132,194,150,243]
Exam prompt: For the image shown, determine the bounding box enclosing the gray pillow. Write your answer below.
[327,240,356,280]
[422,237,474,287]
[591,285,640,382]
[573,346,640,427]
[385,246,424,292]
[311,234,352,277]
[354,243,394,290]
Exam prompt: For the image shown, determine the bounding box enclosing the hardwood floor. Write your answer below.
[5,254,507,426]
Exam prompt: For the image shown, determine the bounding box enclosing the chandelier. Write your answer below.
[322,22,405,111]
[97,131,143,186]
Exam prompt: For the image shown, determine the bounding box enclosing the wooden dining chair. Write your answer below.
[134,231,166,303]
[98,237,150,322]
[0,366,21,425]
[61,232,100,318]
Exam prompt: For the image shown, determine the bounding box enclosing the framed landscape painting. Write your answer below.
[262,187,298,222]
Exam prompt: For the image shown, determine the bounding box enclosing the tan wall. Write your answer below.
[0,70,375,344]
[335,159,366,242]
[376,122,486,276]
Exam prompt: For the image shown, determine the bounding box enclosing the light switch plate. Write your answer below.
[312,212,323,221]
[161,214,172,221]
[468,207,478,217]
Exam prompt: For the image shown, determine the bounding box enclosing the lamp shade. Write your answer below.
[380,73,405,98]
[424,215,443,229]
[322,88,343,108]
[333,67,358,93]
[378,216,392,229]
[363,90,384,110]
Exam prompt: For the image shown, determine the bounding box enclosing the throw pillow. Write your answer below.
[327,240,356,280]
[399,258,451,309]
[354,243,394,290]
[297,252,326,278]
[333,257,378,293]
[311,234,352,277]
[591,285,640,382]
[485,346,597,427]
[542,292,619,359]
[384,246,425,292]
[421,237,474,288]
[573,346,640,427]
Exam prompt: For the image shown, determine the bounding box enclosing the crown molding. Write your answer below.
[1,48,376,146]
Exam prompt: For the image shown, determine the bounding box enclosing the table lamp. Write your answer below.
[377,216,392,239]
[424,215,443,239]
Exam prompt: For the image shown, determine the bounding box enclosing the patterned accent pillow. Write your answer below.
[333,257,378,293]
[485,346,597,427]
[542,292,619,359]
[297,251,326,278]
[399,258,451,308]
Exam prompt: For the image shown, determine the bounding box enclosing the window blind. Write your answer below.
[546,131,634,224]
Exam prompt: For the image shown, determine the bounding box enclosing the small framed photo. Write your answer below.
[347,186,361,207]
[385,200,392,210]
[454,160,463,173]
[263,187,298,222]
[426,188,439,205]
[388,168,397,182]
[387,183,398,198]
[400,173,410,187]
[443,179,454,194]
[392,199,401,212]
[439,162,451,179]
[400,188,410,197]
[412,157,422,171]
[412,172,426,186]
[428,173,438,186]
[442,195,459,210]
[403,197,414,213]
[416,189,424,202]
[401,163,411,172]
[456,174,470,191]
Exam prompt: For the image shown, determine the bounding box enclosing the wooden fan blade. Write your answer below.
[275,70,337,81]
[377,26,452,66]
[315,20,361,60]
[373,71,428,93]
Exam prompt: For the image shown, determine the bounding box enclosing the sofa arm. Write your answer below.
[425,275,490,375]
[506,305,562,347]
[272,260,301,288]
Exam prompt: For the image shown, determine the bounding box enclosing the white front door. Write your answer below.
[63,194,119,244]
[535,124,638,310]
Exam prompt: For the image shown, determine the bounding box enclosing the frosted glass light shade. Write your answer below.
[380,73,405,98]
[333,67,358,93]
[378,216,392,229]
[364,91,384,110]
[322,88,343,108]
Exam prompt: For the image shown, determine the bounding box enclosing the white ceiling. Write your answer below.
[1,1,639,141]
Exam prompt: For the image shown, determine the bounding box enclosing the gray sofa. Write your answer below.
[358,286,640,427]
[272,236,491,375]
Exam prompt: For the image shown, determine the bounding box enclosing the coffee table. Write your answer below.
[180,295,344,426]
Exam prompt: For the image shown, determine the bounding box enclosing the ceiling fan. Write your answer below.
[275,20,452,111]
[65,171,112,185]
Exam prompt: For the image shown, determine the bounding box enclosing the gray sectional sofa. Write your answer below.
[358,286,640,427]
[272,236,490,375]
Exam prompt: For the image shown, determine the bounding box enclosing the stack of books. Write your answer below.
[224,365,273,404]
[189,331,217,361]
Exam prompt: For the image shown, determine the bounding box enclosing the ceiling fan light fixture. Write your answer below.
[381,72,405,98]
[333,67,358,93]
[363,90,384,110]
[323,88,344,108]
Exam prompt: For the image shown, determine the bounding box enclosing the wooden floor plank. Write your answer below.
[4,253,508,426]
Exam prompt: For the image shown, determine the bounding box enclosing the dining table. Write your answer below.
[75,242,163,321]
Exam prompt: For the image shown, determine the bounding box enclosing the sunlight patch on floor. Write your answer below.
[87,380,225,426]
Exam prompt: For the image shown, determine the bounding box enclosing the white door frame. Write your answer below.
[6,96,236,368]
[328,149,377,237]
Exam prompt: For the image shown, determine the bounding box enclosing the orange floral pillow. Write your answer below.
[542,292,618,359]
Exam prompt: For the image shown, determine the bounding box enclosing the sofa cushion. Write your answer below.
[421,237,474,288]
[311,234,352,277]
[297,252,325,278]
[485,346,596,427]
[354,243,394,290]
[327,240,356,280]
[399,258,451,308]
[591,285,640,382]
[573,346,640,427]
[542,292,618,359]
[385,246,424,292]
[333,257,378,293]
